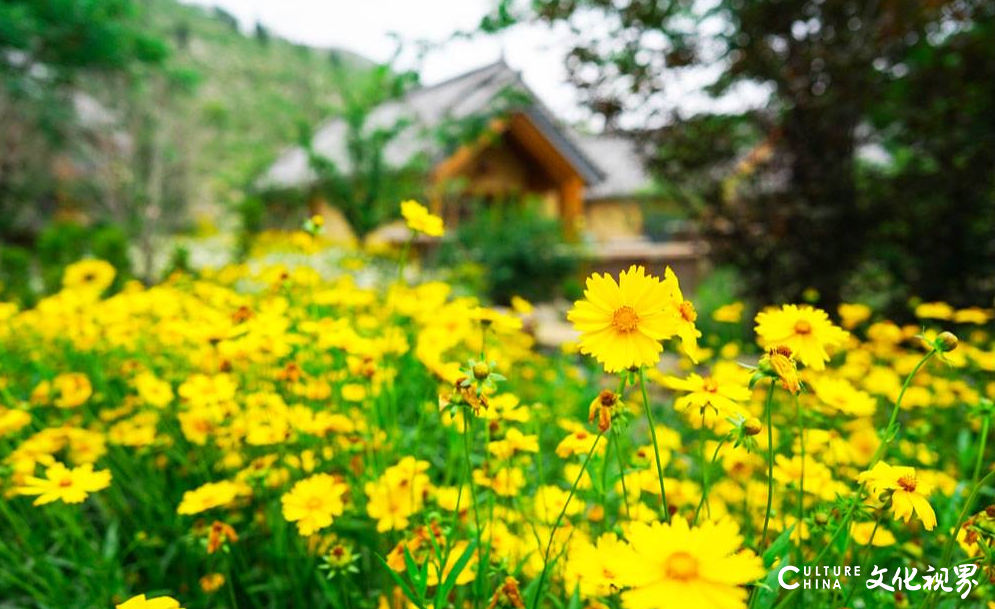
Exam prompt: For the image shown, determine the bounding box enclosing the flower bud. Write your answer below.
[472,362,490,381]
[935,331,958,352]
[743,417,762,436]
[814,512,829,525]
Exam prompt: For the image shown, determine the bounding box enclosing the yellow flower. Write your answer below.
[52,372,92,408]
[850,521,896,546]
[953,307,991,324]
[755,304,849,370]
[0,407,31,437]
[555,429,604,458]
[510,295,533,315]
[62,259,115,294]
[116,594,183,609]
[177,480,245,515]
[566,532,629,597]
[587,390,624,433]
[487,428,539,459]
[712,302,744,323]
[365,457,431,532]
[811,377,877,417]
[134,372,173,408]
[615,518,763,609]
[858,462,936,530]
[400,200,444,237]
[662,373,751,418]
[568,266,694,372]
[199,572,226,593]
[838,303,872,329]
[281,473,348,536]
[914,301,954,320]
[758,346,801,394]
[16,462,111,505]
[660,267,702,362]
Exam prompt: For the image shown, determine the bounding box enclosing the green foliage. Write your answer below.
[0,245,34,306]
[29,221,134,298]
[303,65,424,237]
[236,196,266,260]
[36,222,89,293]
[143,0,374,209]
[90,225,133,291]
[0,0,168,238]
[494,0,994,313]
[436,202,580,304]
[0,0,167,75]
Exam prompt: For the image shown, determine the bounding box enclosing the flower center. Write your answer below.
[702,377,719,393]
[679,301,697,323]
[794,320,812,335]
[58,477,74,488]
[897,475,917,492]
[306,497,324,510]
[611,306,640,332]
[665,551,699,581]
[599,390,617,407]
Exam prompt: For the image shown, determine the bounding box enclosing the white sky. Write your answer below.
[179,0,769,128]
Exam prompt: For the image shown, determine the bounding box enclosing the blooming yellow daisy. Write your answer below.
[400,200,445,237]
[754,304,849,370]
[281,473,348,536]
[16,462,111,505]
[615,518,764,609]
[858,462,936,530]
[662,373,751,419]
[567,266,686,372]
[62,258,116,294]
[116,594,183,609]
[176,480,245,516]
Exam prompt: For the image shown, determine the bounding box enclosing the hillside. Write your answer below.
[144,0,373,215]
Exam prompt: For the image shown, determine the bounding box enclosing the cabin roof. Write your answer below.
[258,61,653,198]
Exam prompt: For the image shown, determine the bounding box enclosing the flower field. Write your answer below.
[0,207,993,609]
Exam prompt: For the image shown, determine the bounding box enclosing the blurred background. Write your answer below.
[0,0,992,318]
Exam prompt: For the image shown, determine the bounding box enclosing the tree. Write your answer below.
[0,0,167,240]
[301,63,424,237]
[484,0,994,311]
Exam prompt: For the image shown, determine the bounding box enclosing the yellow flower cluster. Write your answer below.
[0,234,992,609]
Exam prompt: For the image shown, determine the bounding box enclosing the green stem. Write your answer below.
[774,349,938,609]
[226,552,240,609]
[615,375,631,518]
[530,433,602,609]
[868,349,935,467]
[463,413,484,609]
[759,381,776,553]
[925,464,995,608]
[972,413,990,486]
[614,428,631,518]
[694,438,726,524]
[796,393,805,561]
[396,236,412,284]
[699,410,710,520]
[839,510,884,607]
[639,368,669,521]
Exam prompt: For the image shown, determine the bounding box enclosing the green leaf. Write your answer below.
[376,555,424,609]
[438,538,478,602]
[762,524,795,568]
[755,524,794,607]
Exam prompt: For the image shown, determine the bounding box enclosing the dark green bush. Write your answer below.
[36,222,89,293]
[436,202,580,304]
[90,225,133,290]
[0,245,34,306]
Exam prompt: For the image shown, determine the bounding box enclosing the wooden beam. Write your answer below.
[560,175,584,240]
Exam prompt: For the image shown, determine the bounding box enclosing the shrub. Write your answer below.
[436,202,580,304]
